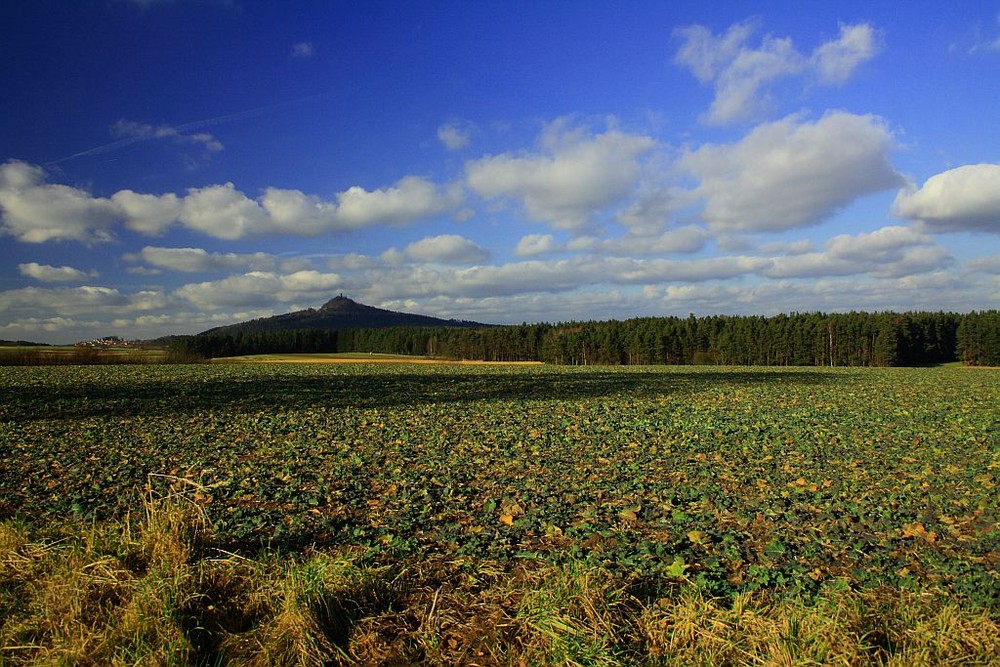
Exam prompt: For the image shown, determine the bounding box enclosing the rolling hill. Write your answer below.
[198,295,489,337]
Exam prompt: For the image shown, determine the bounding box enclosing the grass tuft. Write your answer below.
[3,491,999,666]
[512,562,637,666]
[638,582,1000,666]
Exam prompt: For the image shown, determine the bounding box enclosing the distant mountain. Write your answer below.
[198,295,489,337]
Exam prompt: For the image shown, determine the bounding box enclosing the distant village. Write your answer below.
[74,336,136,348]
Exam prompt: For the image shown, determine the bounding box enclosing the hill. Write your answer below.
[198,295,489,337]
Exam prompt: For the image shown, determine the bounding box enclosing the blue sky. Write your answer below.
[2,0,999,344]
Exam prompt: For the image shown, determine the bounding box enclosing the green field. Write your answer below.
[1,363,998,664]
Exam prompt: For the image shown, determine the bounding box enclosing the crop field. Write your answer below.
[1,362,998,664]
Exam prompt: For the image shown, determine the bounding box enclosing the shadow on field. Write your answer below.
[1,366,853,422]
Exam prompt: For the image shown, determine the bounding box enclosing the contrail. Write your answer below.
[45,95,324,166]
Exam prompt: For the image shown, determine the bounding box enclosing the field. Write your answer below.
[0,345,170,366]
[1,362,998,664]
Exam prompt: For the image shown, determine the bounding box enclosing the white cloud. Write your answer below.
[175,270,342,309]
[379,247,406,266]
[673,20,759,83]
[438,120,474,150]
[643,274,979,316]
[969,14,1000,54]
[179,183,270,239]
[608,256,770,283]
[597,225,710,256]
[371,260,600,299]
[363,254,772,303]
[1,160,460,243]
[710,37,803,124]
[110,119,224,159]
[0,285,166,316]
[135,246,277,273]
[811,23,880,84]
[515,233,562,257]
[327,253,380,271]
[334,176,460,228]
[18,262,96,282]
[892,164,1000,233]
[675,21,879,125]
[764,226,952,279]
[967,255,1000,274]
[402,234,489,264]
[680,111,902,232]
[466,123,655,230]
[0,160,118,243]
[260,188,339,235]
[615,186,687,236]
[825,225,931,261]
[757,239,815,256]
[291,41,314,58]
[111,190,182,235]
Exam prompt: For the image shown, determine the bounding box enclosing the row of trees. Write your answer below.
[957,311,1000,366]
[171,310,1000,367]
[535,311,964,366]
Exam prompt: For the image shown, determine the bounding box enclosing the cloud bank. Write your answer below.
[0,160,460,242]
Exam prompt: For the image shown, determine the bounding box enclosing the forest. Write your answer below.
[170,310,1000,367]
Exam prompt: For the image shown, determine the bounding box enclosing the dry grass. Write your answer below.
[638,585,1000,666]
[2,486,999,666]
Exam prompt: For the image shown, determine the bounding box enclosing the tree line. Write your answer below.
[170,310,1000,367]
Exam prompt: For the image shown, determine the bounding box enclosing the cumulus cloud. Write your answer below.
[259,188,339,235]
[179,183,270,239]
[402,234,489,264]
[515,233,562,257]
[597,225,710,256]
[676,22,804,125]
[18,262,97,282]
[175,270,342,309]
[764,226,952,279]
[437,120,474,150]
[111,190,182,235]
[0,160,461,242]
[0,285,166,316]
[675,20,879,124]
[134,246,277,272]
[680,111,902,232]
[615,186,687,237]
[643,272,985,316]
[334,176,460,228]
[0,160,118,243]
[756,239,815,256]
[377,260,599,299]
[357,230,945,307]
[363,254,773,303]
[893,164,1000,233]
[811,23,880,84]
[466,123,655,230]
[327,253,381,271]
